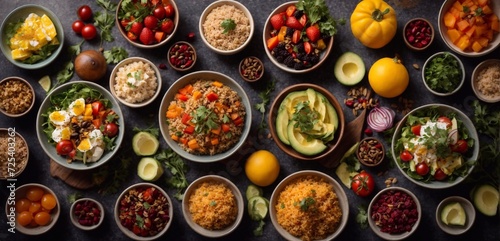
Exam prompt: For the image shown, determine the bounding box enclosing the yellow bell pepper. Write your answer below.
[350,0,397,49]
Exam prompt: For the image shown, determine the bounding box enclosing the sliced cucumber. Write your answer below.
[246,184,263,201]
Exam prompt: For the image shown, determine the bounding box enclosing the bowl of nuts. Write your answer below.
[168,41,196,71]
[70,198,104,231]
[403,18,434,51]
[239,56,264,82]
[356,137,385,167]
[0,76,35,117]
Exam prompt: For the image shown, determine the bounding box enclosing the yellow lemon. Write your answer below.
[368,56,409,98]
[245,150,280,187]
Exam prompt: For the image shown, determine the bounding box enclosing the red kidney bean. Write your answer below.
[371,190,419,234]
[405,19,432,49]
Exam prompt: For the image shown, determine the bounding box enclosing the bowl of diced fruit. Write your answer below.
[263,1,339,73]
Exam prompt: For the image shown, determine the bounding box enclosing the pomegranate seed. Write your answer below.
[159,63,167,69]
[405,19,432,49]
[186,32,195,41]
[364,127,373,136]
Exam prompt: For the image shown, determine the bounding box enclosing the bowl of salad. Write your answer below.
[263,0,339,73]
[36,81,124,170]
[391,104,479,189]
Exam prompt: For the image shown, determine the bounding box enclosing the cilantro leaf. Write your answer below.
[254,80,276,130]
[220,19,236,34]
[356,205,368,229]
[155,149,189,200]
[103,46,129,64]
[96,0,117,12]
[94,11,115,43]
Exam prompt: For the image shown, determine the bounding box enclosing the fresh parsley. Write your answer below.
[133,126,160,137]
[296,0,342,36]
[191,106,220,133]
[298,197,316,212]
[52,61,74,92]
[254,80,276,130]
[103,46,128,64]
[94,11,116,44]
[292,101,319,133]
[67,192,83,204]
[424,53,462,93]
[220,19,236,34]
[96,0,117,12]
[155,149,189,200]
[356,205,368,229]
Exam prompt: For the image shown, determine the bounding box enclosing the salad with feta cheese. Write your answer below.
[42,83,120,164]
[394,106,476,183]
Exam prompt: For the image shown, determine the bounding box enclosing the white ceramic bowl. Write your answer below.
[0,128,29,179]
[368,187,421,240]
[263,1,334,73]
[36,81,125,171]
[269,170,349,241]
[158,71,251,163]
[0,4,64,69]
[422,51,465,96]
[438,0,500,57]
[5,183,60,235]
[199,0,254,55]
[436,196,476,235]
[471,59,500,103]
[182,175,244,238]
[70,198,104,231]
[114,183,173,240]
[392,104,479,189]
[109,57,162,108]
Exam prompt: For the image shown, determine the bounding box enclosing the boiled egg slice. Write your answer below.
[68,98,86,116]
[51,126,71,142]
[49,110,70,126]
[77,138,92,152]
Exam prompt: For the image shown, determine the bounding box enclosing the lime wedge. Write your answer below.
[248,196,269,221]
[246,184,263,201]
[38,75,51,92]
[132,132,159,156]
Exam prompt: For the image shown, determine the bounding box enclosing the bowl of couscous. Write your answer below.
[199,0,254,55]
[471,59,500,103]
[269,170,349,241]
[109,57,162,108]
[182,175,244,238]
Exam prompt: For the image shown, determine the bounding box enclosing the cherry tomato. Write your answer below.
[351,171,375,197]
[56,140,74,155]
[72,20,85,34]
[164,4,175,18]
[400,150,413,162]
[29,202,42,215]
[34,211,51,226]
[437,116,452,128]
[77,5,93,21]
[104,123,119,138]
[451,139,468,153]
[411,124,421,136]
[434,168,447,181]
[91,101,104,117]
[415,162,430,176]
[153,6,166,19]
[81,24,97,40]
[41,194,57,210]
[26,187,44,202]
[17,211,33,227]
[15,198,32,213]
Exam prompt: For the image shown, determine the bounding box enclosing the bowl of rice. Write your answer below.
[158,70,251,163]
[270,170,349,241]
[182,175,244,238]
[110,57,162,108]
[471,59,500,103]
[199,0,254,55]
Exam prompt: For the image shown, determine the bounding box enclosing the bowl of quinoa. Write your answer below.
[0,128,29,179]
[199,0,254,55]
[182,175,244,238]
[158,71,251,163]
[270,170,348,241]
[110,57,161,108]
[472,59,500,103]
[0,77,34,117]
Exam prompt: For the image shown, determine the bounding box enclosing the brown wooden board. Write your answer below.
[49,159,95,189]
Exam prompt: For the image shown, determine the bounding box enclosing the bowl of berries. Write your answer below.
[70,198,104,231]
[116,0,178,48]
[263,0,339,73]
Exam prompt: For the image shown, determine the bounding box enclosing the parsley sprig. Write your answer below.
[191,106,221,133]
[292,101,319,133]
[254,80,276,130]
[220,19,236,34]
[155,149,190,200]
[296,0,343,36]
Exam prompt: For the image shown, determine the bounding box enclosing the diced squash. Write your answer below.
[476,36,490,47]
[485,29,494,41]
[477,0,488,6]
[212,81,223,87]
[267,36,279,50]
[171,134,179,141]
[465,25,476,37]
[187,139,199,150]
[316,39,326,50]
[444,12,457,28]
[192,90,202,100]
[210,138,219,146]
[452,0,463,11]
[447,29,463,43]
[456,35,471,50]
[482,5,492,15]
[471,41,483,52]
[457,19,470,31]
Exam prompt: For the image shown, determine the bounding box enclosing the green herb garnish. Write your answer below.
[299,197,316,211]
[220,19,236,34]
[424,52,462,93]
[191,106,220,133]
[209,201,217,206]
[356,205,368,229]
[103,46,128,64]
[133,126,160,137]
[292,101,319,133]
[155,149,189,200]
[254,80,276,130]
[296,0,342,36]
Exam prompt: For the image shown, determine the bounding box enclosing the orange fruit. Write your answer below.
[368,56,409,98]
[245,150,280,187]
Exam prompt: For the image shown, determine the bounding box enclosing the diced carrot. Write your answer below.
[444,12,457,28]
[456,35,471,50]
[450,7,461,19]
[477,0,488,6]
[230,113,239,120]
[475,24,487,36]
[447,29,463,43]
[278,26,287,42]
[178,84,193,95]
[476,36,490,47]
[286,5,296,17]
[166,110,178,118]
[482,5,492,15]
[211,127,221,135]
[187,139,199,150]
[171,134,179,141]
[452,0,463,11]
[485,29,494,41]
[465,25,476,37]
[471,41,483,52]
[212,81,223,88]
[192,90,202,100]
[490,15,500,32]
[180,138,188,145]
[210,138,219,146]
[267,36,279,50]
[457,19,470,31]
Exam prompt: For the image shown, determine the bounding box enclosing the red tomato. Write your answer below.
[206,92,218,101]
[72,20,85,34]
[81,24,97,40]
[411,124,421,136]
[437,116,452,128]
[451,139,468,153]
[164,4,175,18]
[351,171,375,197]
[91,101,104,117]
[434,168,447,181]
[181,113,191,124]
[56,140,74,155]
[415,162,430,176]
[400,150,413,162]
[183,125,195,134]
[77,5,93,21]
[104,123,119,138]
[153,6,166,19]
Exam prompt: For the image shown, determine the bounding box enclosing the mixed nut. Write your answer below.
[371,190,419,234]
[168,42,195,70]
[357,138,384,166]
[240,57,263,81]
[0,78,33,115]
[344,86,378,116]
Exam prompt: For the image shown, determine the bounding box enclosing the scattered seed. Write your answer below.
[412,63,420,70]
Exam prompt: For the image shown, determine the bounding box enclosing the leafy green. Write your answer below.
[103,46,128,64]
[356,205,368,229]
[191,106,219,133]
[292,101,319,133]
[96,0,117,12]
[4,20,23,45]
[133,126,160,137]
[69,41,84,56]
[220,19,236,34]
[155,149,189,200]
[94,11,115,43]
[118,0,151,24]
[296,0,342,36]
[67,192,83,204]
[424,53,462,93]
[52,61,74,92]
[299,197,316,211]
[254,80,276,130]
[21,43,60,64]
[253,220,265,236]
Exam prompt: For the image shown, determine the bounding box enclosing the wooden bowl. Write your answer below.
[356,137,385,167]
[403,18,434,51]
[167,41,196,71]
[239,56,264,82]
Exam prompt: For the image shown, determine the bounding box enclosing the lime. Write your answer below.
[137,157,164,181]
[246,184,263,201]
[132,132,159,156]
[38,75,51,92]
[248,196,269,221]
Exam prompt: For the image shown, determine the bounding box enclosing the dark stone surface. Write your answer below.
[1,0,499,240]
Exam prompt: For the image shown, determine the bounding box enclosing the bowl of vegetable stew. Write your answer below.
[391,104,479,189]
[422,51,465,96]
[438,0,500,57]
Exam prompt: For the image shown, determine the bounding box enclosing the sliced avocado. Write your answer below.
[314,91,327,121]
[324,99,339,132]
[441,202,466,226]
[287,121,327,156]
[335,162,356,188]
[276,109,290,145]
[334,51,366,86]
[137,157,164,181]
[283,90,308,114]
[133,132,160,156]
[306,88,317,110]
[472,184,499,216]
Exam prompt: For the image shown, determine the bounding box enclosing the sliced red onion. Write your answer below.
[367,106,396,132]
[448,129,458,144]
